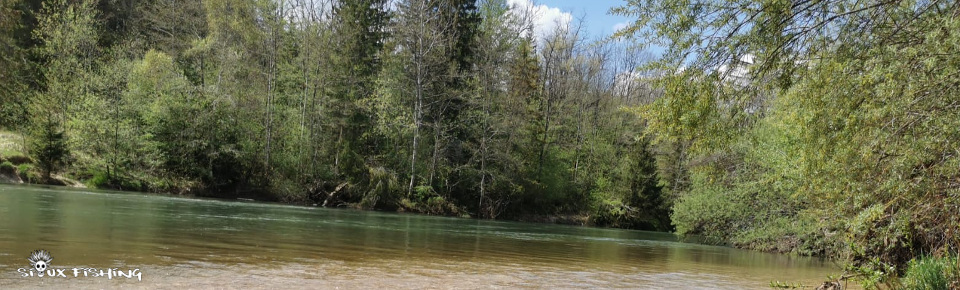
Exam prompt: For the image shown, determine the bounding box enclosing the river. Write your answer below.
[0,184,841,289]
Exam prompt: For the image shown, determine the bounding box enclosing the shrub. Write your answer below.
[0,161,15,174]
[671,183,744,242]
[86,171,110,188]
[269,176,307,203]
[16,163,32,174]
[4,153,33,165]
[899,255,959,290]
[15,164,39,183]
[84,171,146,191]
[361,166,399,210]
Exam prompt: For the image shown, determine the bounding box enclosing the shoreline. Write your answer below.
[0,181,863,289]
[0,180,612,231]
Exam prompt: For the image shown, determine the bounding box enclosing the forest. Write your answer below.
[612,0,960,287]
[1,0,958,288]
[0,0,670,230]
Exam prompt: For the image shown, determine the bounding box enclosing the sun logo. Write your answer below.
[28,250,53,273]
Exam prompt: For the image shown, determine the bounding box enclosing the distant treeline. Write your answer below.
[0,0,670,231]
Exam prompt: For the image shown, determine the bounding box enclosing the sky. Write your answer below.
[508,0,634,41]
[286,0,635,41]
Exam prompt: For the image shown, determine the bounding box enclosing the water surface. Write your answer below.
[0,184,839,289]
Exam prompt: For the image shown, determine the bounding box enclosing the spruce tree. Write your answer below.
[31,119,68,181]
[329,0,389,180]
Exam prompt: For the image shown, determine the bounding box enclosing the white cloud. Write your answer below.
[506,0,573,40]
[612,22,629,33]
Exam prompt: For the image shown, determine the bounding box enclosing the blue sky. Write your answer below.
[507,0,664,58]
[536,0,632,40]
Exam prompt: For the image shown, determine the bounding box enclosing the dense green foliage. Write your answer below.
[0,0,669,230]
[4,0,957,286]
[614,0,960,286]
[900,255,959,290]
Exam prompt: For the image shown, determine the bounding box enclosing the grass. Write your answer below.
[0,130,37,182]
[899,255,959,290]
[769,280,805,288]
[0,130,27,157]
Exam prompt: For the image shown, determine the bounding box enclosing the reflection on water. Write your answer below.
[0,184,840,288]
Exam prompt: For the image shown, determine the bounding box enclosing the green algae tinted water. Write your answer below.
[0,184,839,289]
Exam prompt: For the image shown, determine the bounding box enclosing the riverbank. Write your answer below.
[0,131,84,188]
[3,131,957,289]
[0,130,603,227]
[3,181,957,288]
[0,174,596,229]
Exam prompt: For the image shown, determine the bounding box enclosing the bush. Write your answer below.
[16,164,39,183]
[4,153,32,165]
[269,176,307,203]
[16,163,32,174]
[0,161,15,174]
[899,255,959,290]
[731,215,831,256]
[86,171,110,188]
[400,185,459,216]
[591,199,652,229]
[671,183,745,243]
[361,166,399,210]
[85,171,146,191]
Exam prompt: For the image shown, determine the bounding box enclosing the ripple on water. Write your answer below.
[0,184,841,289]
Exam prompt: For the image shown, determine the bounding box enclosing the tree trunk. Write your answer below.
[408,75,424,196]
